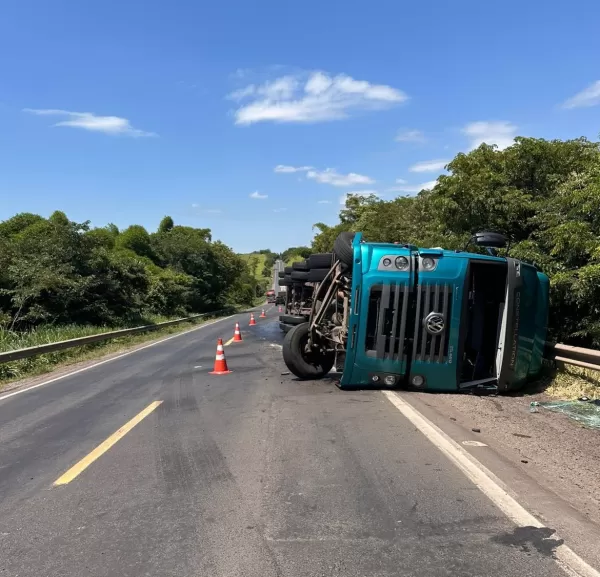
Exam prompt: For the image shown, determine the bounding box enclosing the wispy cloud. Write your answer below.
[191,204,222,213]
[306,168,374,188]
[229,70,408,125]
[250,191,268,199]
[274,164,313,173]
[317,200,332,204]
[396,178,407,184]
[562,80,600,109]
[23,108,156,137]
[395,129,425,143]
[273,208,287,212]
[463,121,517,151]
[409,159,449,173]
[339,191,380,204]
[387,180,438,194]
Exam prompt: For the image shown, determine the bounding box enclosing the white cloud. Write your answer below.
[250,191,268,199]
[562,81,600,109]
[306,168,374,187]
[317,200,332,204]
[229,70,407,125]
[191,203,200,208]
[395,129,425,143]
[409,159,449,173]
[274,164,313,173]
[273,208,287,212]
[396,178,407,184]
[388,180,438,194]
[463,121,517,151]
[339,190,380,204]
[23,108,156,137]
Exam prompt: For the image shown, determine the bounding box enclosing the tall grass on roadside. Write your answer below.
[546,364,600,400]
[0,311,232,385]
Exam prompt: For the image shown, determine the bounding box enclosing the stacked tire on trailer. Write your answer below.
[281,232,356,380]
[278,253,334,333]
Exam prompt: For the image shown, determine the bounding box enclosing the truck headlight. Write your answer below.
[371,375,380,383]
[395,256,409,270]
[384,375,396,386]
[421,257,436,271]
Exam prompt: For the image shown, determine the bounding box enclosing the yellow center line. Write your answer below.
[223,336,235,346]
[53,400,163,486]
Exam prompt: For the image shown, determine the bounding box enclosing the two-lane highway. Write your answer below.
[0,307,580,576]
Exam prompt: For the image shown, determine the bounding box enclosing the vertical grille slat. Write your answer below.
[429,285,441,362]
[412,284,423,363]
[438,284,450,363]
[375,284,391,359]
[419,285,431,359]
[397,284,409,362]
[389,282,401,360]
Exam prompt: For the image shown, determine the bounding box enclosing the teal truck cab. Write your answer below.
[282,231,549,393]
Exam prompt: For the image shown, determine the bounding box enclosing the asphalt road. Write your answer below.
[0,306,577,576]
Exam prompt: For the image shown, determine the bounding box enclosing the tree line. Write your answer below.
[311,135,600,348]
[0,213,256,330]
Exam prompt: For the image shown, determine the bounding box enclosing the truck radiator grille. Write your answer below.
[365,283,409,361]
[412,284,452,363]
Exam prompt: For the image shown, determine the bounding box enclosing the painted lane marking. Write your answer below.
[0,315,236,403]
[382,391,600,577]
[462,440,488,447]
[53,401,163,486]
[224,337,235,346]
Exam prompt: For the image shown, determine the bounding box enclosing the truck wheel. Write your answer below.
[291,270,309,281]
[292,260,310,271]
[307,268,330,282]
[282,323,335,379]
[279,314,307,325]
[308,253,333,269]
[333,232,355,268]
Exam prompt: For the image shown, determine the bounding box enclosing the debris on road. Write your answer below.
[538,398,600,430]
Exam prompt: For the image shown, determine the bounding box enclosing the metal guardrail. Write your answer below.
[545,342,600,372]
[0,307,238,365]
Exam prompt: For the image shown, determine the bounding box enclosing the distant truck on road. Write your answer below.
[279,231,549,394]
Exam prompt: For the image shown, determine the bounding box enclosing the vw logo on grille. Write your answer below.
[424,312,445,335]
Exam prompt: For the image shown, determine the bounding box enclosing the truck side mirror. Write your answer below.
[472,232,507,249]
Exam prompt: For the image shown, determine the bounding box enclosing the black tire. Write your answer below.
[284,266,293,274]
[279,322,293,333]
[333,232,355,268]
[279,278,291,286]
[292,260,310,271]
[307,267,330,282]
[279,314,307,325]
[308,253,333,269]
[291,270,309,281]
[278,271,286,279]
[282,323,335,379]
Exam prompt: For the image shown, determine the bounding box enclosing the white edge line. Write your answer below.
[0,314,237,403]
[382,390,600,577]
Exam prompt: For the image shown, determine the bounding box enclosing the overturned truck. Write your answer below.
[280,232,549,394]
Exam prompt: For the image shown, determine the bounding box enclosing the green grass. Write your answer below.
[240,253,268,281]
[0,309,242,388]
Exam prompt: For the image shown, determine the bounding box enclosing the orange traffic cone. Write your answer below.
[209,338,232,375]
[259,309,266,318]
[249,313,256,326]
[233,322,243,342]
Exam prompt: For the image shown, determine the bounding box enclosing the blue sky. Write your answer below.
[2,0,600,253]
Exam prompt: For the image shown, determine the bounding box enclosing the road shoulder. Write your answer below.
[398,390,600,571]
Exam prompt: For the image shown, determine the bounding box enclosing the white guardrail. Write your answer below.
[0,307,238,365]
